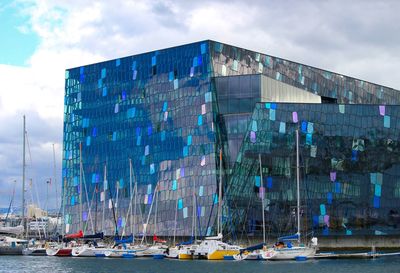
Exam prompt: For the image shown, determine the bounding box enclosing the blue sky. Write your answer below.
[0,0,399,210]
[0,1,39,66]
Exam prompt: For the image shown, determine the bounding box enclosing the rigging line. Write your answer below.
[81,165,95,234]
[25,130,33,166]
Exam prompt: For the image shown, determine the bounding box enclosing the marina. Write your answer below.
[1,255,400,273]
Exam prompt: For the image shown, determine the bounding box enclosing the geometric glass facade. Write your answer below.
[63,40,400,238]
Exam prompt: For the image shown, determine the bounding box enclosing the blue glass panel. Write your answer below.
[320,204,326,216]
[375,184,382,197]
[213,194,218,204]
[161,131,166,141]
[86,136,91,146]
[183,146,189,157]
[327,192,333,204]
[205,92,212,103]
[269,109,275,121]
[73,176,78,186]
[147,184,152,194]
[178,199,183,210]
[384,115,390,128]
[267,177,273,188]
[254,176,261,187]
[313,215,319,227]
[102,87,107,96]
[151,56,156,66]
[301,121,307,133]
[339,104,345,113]
[71,196,75,206]
[172,180,177,191]
[279,122,286,134]
[370,173,377,184]
[168,72,174,82]
[116,59,120,67]
[270,103,277,110]
[373,196,380,208]
[201,43,207,54]
[351,150,358,161]
[251,120,257,131]
[150,163,155,174]
[173,79,179,90]
[101,68,106,79]
[335,182,341,193]
[198,115,203,126]
[306,133,312,145]
[199,186,204,196]
[307,122,314,134]
[187,135,192,145]
[183,207,188,218]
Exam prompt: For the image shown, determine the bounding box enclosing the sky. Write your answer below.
[0,0,399,210]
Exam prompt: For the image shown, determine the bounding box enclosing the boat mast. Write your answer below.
[296,129,301,244]
[22,115,26,238]
[133,165,138,242]
[79,142,83,232]
[173,181,178,246]
[52,144,58,216]
[217,148,223,235]
[191,179,196,239]
[259,153,266,244]
[129,159,133,235]
[141,182,158,245]
[62,177,67,236]
[101,164,107,234]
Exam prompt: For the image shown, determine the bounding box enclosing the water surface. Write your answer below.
[2,255,400,273]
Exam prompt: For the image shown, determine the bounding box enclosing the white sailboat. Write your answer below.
[261,129,318,260]
[234,154,266,261]
[1,116,28,255]
[193,149,241,260]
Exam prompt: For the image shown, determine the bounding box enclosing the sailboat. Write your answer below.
[1,116,28,255]
[234,154,266,261]
[193,149,241,260]
[167,178,200,259]
[261,129,318,260]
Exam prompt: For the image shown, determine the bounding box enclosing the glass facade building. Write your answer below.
[63,40,400,239]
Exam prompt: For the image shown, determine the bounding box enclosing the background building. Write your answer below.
[63,40,400,240]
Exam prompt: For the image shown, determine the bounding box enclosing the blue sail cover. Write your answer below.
[176,237,194,246]
[114,234,133,245]
[278,234,299,241]
[244,243,265,251]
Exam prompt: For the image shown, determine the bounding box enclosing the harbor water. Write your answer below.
[1,256,400,273]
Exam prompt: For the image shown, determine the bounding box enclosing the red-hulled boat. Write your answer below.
[46,230,84,256]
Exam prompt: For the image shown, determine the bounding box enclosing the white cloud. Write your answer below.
[1,0,400,207]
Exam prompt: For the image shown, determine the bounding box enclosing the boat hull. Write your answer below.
[208,250,240,260]
[23,248,47,256]
[46,247,72,256]
[0,245,23,255]
[262,247,316,260]
[178,253,193,259]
